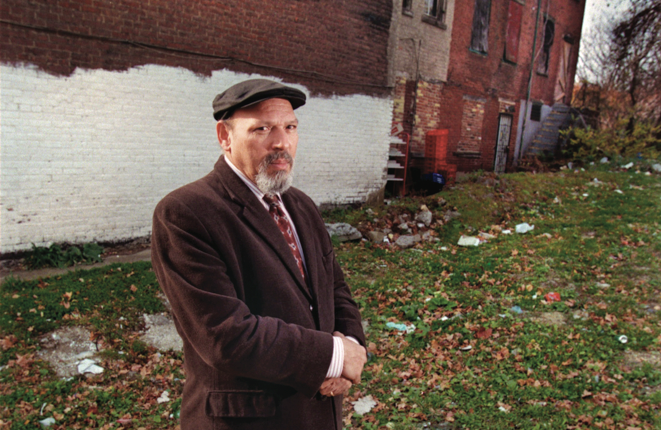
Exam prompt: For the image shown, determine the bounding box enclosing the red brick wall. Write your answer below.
[0,0,392,97]
[422,0,585,172]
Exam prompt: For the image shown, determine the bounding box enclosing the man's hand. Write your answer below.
[319,377,352,397]
[334,331,366,384]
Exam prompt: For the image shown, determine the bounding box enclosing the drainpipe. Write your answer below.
[516,0,543,165]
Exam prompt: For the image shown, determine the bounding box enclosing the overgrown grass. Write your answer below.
[1,162,659,429]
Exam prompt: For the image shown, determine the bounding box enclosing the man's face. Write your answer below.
[217,98,299,194]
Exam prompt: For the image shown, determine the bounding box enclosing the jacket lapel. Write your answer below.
[213,157,312,302]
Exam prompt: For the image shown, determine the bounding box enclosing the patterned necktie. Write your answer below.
[263,194,307,281]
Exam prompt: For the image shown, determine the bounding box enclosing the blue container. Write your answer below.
[422,172,446,185]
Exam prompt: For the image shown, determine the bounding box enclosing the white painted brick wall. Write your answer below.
[0,64,392,253]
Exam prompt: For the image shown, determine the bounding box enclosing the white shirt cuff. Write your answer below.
[325,336,344,378]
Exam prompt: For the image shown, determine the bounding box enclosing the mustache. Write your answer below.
[263,151,293,166]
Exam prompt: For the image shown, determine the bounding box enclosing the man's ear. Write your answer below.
[216,121,231,153]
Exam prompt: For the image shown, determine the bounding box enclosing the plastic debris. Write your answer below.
[39,418,56,428]
[502,229,512,235]
[553,196,561,204]
[458,235,480,247]
[614,189,623,194]
[77,359,103,375]
[600,157,609,164]
[596,282,610,288]
[510,306,523,314]
[459,345,472,351]
[618,335,628,344]
[157,390,170,404]
[515,223,535,234]
[478,232,496,240]
[440,316,449,321]
[498,406,510,413]
[352,395,377,415]
[440,246,449,251]
[385,322,416,334]
[622,162,634,169]
[652,163,661,172]
[539,233,552,239]
[545,292,561,302]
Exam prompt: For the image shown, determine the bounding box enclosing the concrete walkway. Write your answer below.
[0,248,152,284]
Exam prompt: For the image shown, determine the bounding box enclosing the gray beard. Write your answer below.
[255,153,294,196]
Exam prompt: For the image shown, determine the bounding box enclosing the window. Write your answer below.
[402,0,413,16]
[470,0,492,54]
[537,16,555,75]
[531,102,542,122]
[503,0,523,63]
[422,0,446,28]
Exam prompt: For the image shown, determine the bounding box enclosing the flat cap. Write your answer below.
[212,79,307,120]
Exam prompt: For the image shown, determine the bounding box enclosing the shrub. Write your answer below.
[561,119,660,160]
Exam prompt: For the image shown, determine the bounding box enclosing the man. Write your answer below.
[152,79,367,430]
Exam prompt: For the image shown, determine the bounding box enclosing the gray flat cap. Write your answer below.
[212,79,307,120]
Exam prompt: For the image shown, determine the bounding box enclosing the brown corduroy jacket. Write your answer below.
[151,156,365,430]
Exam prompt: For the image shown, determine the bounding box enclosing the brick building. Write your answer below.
[389,0,586,182]
[0,0,393,253]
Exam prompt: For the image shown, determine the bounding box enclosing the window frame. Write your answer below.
[402,0,413,17]
[422,0,447,29]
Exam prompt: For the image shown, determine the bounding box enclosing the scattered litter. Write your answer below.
[385,322,416,334]
[532,294,538,299]
[618,335,628,344]
[40,402,47,415]
[652,164,661,172]
[544,292,561,303]
[553,197,561,204]
[458,236,480,247]
[502,229,512,235]
[440,316,449,321]
[352,395,377,415]
[77,359,103,375]
[478,232,496,240]
[614,189,623,194]
[600,157,609,164]
[622,162,634,169]
[39,417,56,428]
[157,390,170,404]
[117,418,133,425]
[510,306,523,314]
[459,345,472,351]
[539,233,552,239]
[567,162,573,169]
[593,178,601,183]
[515,223,535,234]
[440,246,449,251]
[498,406,509,413]
[596,282,610,288]
[582,193,589,197]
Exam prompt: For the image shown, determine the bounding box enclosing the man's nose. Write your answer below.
[270,127,290,150]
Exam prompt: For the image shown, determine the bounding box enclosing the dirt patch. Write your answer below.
[623,351,661,369]
[140,313,182,352]
[528,312,566,326]
[37,326,98,378]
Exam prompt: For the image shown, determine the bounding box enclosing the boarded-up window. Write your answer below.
[470,0,492,53]
[537,17,555,75]
[504,0,523,63]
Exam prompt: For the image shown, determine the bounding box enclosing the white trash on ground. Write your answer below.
[352,395,378,415]
[39,418,56,428]
[457,236,480,247]
[77,358,103,375]
[515,223,535,234]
